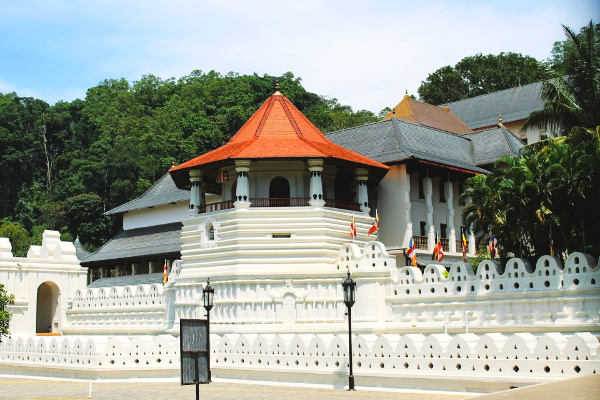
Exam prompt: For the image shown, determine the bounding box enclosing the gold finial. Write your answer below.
[392,107,395,116]
[444,102,449,111]
[171,160,175,167]
[498,115,503,125]
[274,80,281,93]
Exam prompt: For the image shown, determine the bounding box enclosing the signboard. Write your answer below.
[180,319,209,385]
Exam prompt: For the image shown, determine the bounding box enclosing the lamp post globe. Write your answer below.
[202,278,214,312]
[341,269,356,391]
[342,270,356,307]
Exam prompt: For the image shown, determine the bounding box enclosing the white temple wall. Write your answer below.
[1,331,597,390]
[0,231,88,335]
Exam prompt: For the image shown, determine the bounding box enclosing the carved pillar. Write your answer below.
[234,160,251,209]
[189,169,203,213]
[424,176,435,251]
[447,181,457,253]
[308,159,325,207]
[355,168,370,214]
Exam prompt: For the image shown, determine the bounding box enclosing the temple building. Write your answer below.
[1,86,598,391]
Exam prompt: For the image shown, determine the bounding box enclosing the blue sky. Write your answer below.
[0,0,598,113]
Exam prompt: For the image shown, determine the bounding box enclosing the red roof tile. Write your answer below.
[171,92,389,172]
[383,95,473,135]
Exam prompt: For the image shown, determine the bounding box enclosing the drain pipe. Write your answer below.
[465,311,473,334]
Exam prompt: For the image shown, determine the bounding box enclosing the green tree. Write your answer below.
[460,127,600,262]
[0,221,32,257]
[418,53,548,104]
[0,284,14,342]
[523,21,600,135]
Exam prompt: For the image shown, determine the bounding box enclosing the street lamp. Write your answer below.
[342,269,356,391]
[202,278,214,382]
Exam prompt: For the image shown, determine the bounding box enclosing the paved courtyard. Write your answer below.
[0,374,597,400]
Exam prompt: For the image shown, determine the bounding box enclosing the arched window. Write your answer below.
[206,223,215,241]
[269,177,290,206]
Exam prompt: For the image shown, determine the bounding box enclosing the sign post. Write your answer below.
[180,319,210,400]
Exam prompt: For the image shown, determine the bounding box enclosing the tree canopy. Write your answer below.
[523,21,600,135]
[0,284,14,342]
[461,21,600,263]
[418,52,549,105]
[0,71,379,252]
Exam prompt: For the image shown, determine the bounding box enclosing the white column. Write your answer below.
[447,181,457,253]
[424,176,435,251]
[189,169,203,213]
[234,160,251,209]
[355,168,370,214]
[403,169,413,248]
[308,159,325,207]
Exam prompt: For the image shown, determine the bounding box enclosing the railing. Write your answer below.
[197,198,361,213]
[198,200,234,214]
[251,198,310,207]
[456,240,466,253]
[414,236,428,250]
[323,199,361,211]
[439,238,449,252]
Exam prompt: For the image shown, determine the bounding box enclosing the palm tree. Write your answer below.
[523,21,600,135]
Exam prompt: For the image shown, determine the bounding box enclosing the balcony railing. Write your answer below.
[439,238,449,252]
[196,198,361,214]
[251,197,310,207]
[413,236,428,250]
[323,199,361,211]
[198,200,234,214]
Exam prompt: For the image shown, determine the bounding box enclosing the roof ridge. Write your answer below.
[446,81,543,106]
[280,96,303,138]
[255,95,276,137]
[391,118,413,158]
[104,173,168,215]
[500,125,524,154]
[394,118,473,142]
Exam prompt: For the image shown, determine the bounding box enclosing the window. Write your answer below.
[439,180,446,203]
[272,233,291,238]
[208,224,215,241]
[418,176,424,199]
[440,224,447,239]
[420,221,426,237]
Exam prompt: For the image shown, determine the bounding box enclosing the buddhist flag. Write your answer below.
[163,260,168,285]
[549,227,555,256]
[407,236,417,267]
[461,227,468,263]
[367,209,379,235]
[489,229,496,260]
[436,233,445,261]
[350,213,357,239]
[432,231,438,260]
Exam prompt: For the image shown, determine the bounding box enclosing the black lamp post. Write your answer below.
[342,269,356,391]
[202,278,214,383]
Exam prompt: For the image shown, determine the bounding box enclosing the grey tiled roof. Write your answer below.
[80,222,182,264]
[327,118,489,174]
[445,82,544,129]
[105,173,190,215]
[463,125,524,165]
[87,273,164,288]
[74,237,90,260]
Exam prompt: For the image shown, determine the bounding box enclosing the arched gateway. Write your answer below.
[36,281,60,333]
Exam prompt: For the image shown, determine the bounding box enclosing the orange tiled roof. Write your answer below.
[170,92,389,171]
[383,95,472,135]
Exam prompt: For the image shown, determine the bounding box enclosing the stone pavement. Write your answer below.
[0,375,597,400]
